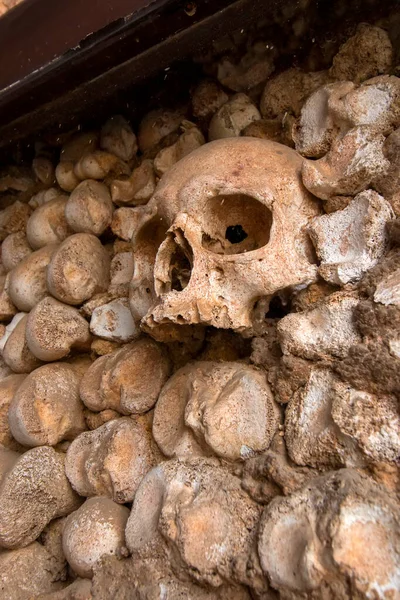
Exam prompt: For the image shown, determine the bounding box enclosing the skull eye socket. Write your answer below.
[201,194,272,255]
[225,225,248,244]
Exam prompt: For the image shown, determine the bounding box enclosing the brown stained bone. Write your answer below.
[74,151,130,181]
[0,272,17,321]
[0,542,67,599]
[32,156,56,188]
[154,122,205,176]
[65,417,157,503]
[26,196,72,249]
[110,159,156,206]
[65,180,114,236]
[26,296,91,361]
[62,496,130,578]
[0,446,81,549]
[47,233,110,305]
[100,115,138,162]
[3,313,43,373]
[137,107,187,153]
[0,374,26,451]
[125,458,269,596]
[80,337,171,414]
[208,93,261,140]
[90,298,138,343]
[91,554,252,599]
[1,232,32,272]
[335,299,400,398]
[285,367,400,469]
[0,201,32,242]
[374,126,400,216]
[8,363,86,447]
[55,161,81,192]
[108,250,134,296]
[258,468,400,598]
[60,131,99,164]
[153,361,280,461]
[8,244,58,312]
[0,21,398,597]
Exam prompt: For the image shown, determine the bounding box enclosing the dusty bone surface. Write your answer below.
[0,13,399,600]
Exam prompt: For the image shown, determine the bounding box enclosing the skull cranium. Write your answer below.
[130,137,321,338]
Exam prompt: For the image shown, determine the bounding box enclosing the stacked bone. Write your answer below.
[0,21,399,600]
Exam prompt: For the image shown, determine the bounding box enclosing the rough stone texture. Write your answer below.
[153,361,280,461]
[65,417,157,503]
[0,21,399,599]
[242,117,295,147]
[0,446,81,549]
[258,469,400,598]
[91,554,252,600]
[309,190,394,284]
[63,497,130,578]
[278,292,361,360]
[80,338,171,414]
[8,363,86,447]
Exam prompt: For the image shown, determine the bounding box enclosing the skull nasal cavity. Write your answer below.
[202,194,272,255]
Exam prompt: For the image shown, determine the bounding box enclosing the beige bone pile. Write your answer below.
[0,19,399,600]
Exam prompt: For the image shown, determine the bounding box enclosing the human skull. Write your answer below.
[130,137,321,337]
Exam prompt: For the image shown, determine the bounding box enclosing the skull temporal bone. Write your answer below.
[131,137,321,333]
